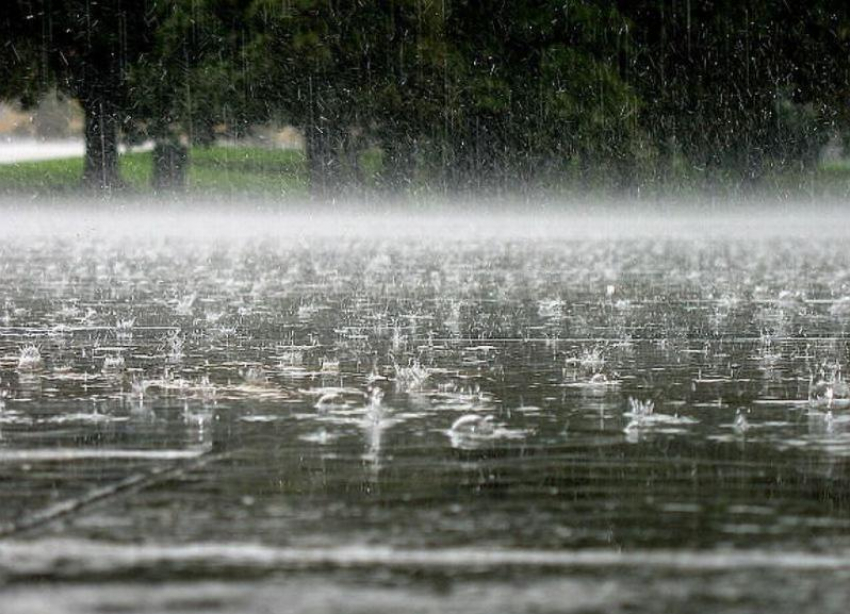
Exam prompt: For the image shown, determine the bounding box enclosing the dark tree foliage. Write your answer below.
[618,0,850,187]
[442,0,638,191]
[244,0,636,195]
[0,6,43,107]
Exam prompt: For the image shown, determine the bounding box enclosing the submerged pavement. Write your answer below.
[2,216,850,612]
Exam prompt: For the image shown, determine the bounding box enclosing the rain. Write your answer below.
[3,2,850,614]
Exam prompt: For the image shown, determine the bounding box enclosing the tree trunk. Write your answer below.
[152,139,189,192]
[306,123,343,200]
[615,147,636,195]
[81,97,121,190]
[380,134,416,193]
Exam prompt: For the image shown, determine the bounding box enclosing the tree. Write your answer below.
[246,0,384,197]
[0,5,42,108]
[127,0,258,190]
[618,0,850,187]
[1,1,158,190]
[439,1,640,192]
[246,0,639,196]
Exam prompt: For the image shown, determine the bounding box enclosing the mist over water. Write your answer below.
[1,196,848,241]
[2,200,850,612]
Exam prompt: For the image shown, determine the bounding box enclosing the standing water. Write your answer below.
[2,207,850,613]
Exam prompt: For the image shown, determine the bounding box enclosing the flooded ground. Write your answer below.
[2,208,850,612]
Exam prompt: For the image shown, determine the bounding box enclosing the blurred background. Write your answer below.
[1,1,849,201]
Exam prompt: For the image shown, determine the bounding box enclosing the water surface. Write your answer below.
[2,210,850,612]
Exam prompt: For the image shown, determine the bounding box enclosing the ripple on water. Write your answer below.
[4,230,850,606]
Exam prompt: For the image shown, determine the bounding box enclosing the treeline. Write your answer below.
[2,1,849,196]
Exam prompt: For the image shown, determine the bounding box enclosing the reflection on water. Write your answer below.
[3,228,850,611]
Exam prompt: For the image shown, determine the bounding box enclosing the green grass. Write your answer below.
[758,163,850,200]
[187,147,307,195]
[2,143,850,200]
[0,146,308,197]
[0,156,87,194]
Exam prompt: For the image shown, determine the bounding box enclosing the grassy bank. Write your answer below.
[1,144,850,201]
[0,146,308,197]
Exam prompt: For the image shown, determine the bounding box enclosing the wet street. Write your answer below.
[3,213,850,612]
